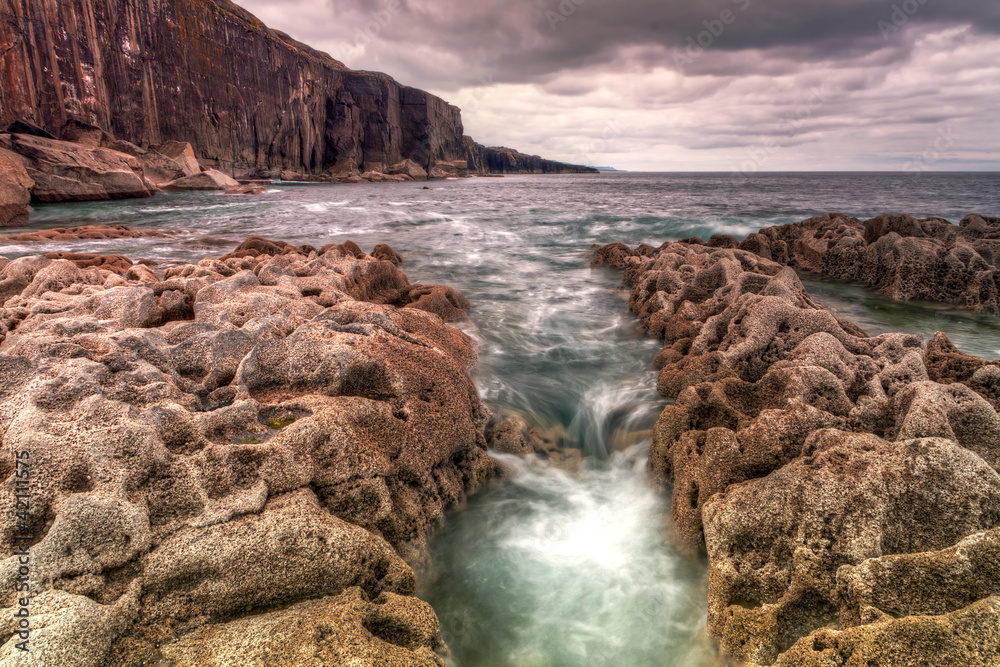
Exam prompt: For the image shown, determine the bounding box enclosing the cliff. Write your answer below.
[0,0,589,179]
[464,138,598,175]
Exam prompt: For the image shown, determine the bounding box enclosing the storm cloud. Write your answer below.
[238,0,1000,170]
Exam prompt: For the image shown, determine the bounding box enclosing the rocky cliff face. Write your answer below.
[464,138,598,175]
[0,0,586,179]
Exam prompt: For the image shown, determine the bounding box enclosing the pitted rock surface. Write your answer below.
[0,239,494,666]
[740,212,1000,313]
[596,238,1000,665]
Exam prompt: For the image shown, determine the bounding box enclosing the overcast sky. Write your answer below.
[238,0,999,171]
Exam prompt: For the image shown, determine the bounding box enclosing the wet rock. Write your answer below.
[163,169,240,191]
[224,186,266,195]
[0,147,33,226]
[741,212,1000,313]
[0,224,178,244]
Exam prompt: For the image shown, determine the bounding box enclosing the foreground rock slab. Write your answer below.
[0,238,497,665]
[596,233,1000,665]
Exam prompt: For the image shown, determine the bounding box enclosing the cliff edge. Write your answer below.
[0,0,592,179]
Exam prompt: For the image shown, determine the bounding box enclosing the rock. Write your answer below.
[0,224,179,244]
[135,146,199,187]
[41,252,133,274]
[741,213,1000,313]
[372,244,404,265]
[6,120,55,139]
[598,239,1000,664]
[776,597,1000,667]
[59,119,111,147]
[464,138,598,174]
[9,133,152,202]
[361,171,410,183]
[836,529,1000,627]
[326,158,361,181]
[0,147,33,226]
[0,238,499,664]
[224,186,266,195]
[386,159,428,181]
[1,0,591,182]
[404,284,472,322]
[156,588,445,667]
[153,141,201,176]
[703,433,1000,665]
[163,169,240,191]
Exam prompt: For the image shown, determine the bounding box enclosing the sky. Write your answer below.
[237,0,1000,172]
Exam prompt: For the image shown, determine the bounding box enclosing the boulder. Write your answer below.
[9,133,152,202]
[59,119,111,147]
[386,159,428,181]
[0,147,33,226]
[163,169,240,191]
[153,141,201,176]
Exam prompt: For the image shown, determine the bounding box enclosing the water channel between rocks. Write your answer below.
[12,172,999,666]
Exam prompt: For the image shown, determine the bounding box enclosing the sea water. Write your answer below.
[9,171,999,665]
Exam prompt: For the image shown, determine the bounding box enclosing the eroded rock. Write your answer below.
[0,238,498,664]
[740,212,1000,313]
[597,239,1000,664]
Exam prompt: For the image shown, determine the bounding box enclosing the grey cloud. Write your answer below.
[235,0,999,171]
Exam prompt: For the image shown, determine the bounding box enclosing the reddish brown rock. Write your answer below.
[0,147,33,226]
[404,285,472,323]
[0,224,179,244]
[8,133,152,202]
[224,186,266,195]
[42,252,133,274]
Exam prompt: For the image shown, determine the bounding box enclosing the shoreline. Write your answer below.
[0,211,997,664]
